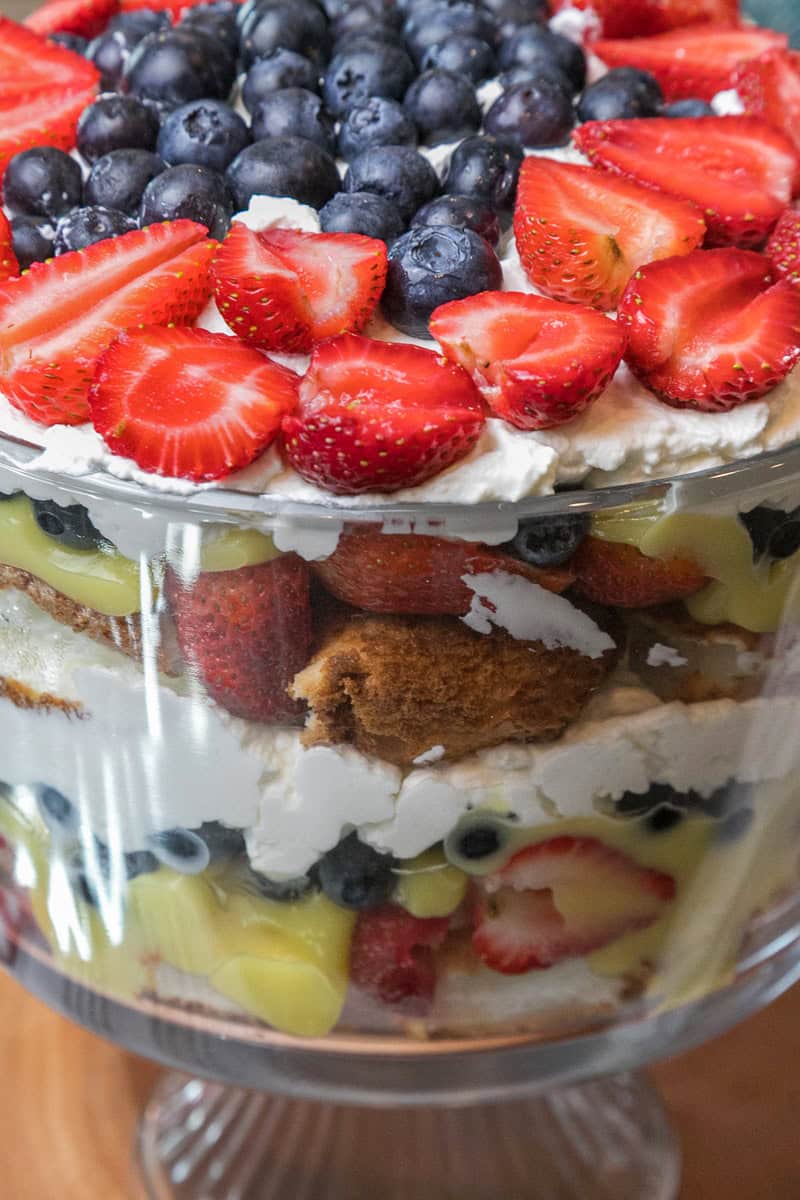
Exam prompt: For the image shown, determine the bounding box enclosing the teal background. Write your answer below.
[745,0,800,44]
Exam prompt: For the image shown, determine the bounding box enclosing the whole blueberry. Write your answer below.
[250,87,336,153]
[485,79,574,147]
[331,0,402,39]
[3,147,83,220]
[226,136,341,210]
[510,512,589,567]
[403,0,498,64]
[140,164,233,239]
[85,149,165,216]
[111,8,172,37]
[420,35,496,84]
[332,27,404,56]
[241,0,329,67]
[317,832,395,910]
[444,133,523,212]
[149,827,211,874]
[404,68,481,145]
[48,31,88,54]
[54,205,137,254]
[192,820,247,861]
[122,29,231,109]
[481,0,549,39]
[498,24,585,92]
[664,98,714,117]
[10,215,55,270]
[77,95,159,164]
[37,785,78,838]
[499,61,574,93]
[323,40,415,115]
[86,10,171,90]
[320,190,406,241]
[344,144,438,221]
[158,100,250,172]
[241,50,320,112]
[32,500,106,549]
[337,95,417,160]
[179,1,240,57]
[412,193,500,246]
[577,68,664,122]
[383,225,502,337]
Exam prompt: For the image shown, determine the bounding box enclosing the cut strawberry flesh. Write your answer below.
[0,85,98,177]
[550,0,739,38]
[350,905,451,1013]
[734,50,800,158]
[25,0,118,39]
[0,213,19,283]
[0,16,100,93]
[766,207,800,284]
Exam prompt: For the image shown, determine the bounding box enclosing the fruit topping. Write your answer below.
[472,835,675,974]
[510,511,590,567]
[411,195,500,248]
[337,96,417,161]
[25,0,118,40]
[140,162,233,241]
[86,10,172,92]
[320,191,406,243]
[211,224,388,354]
[550,0,739,39]
[403,67,482,146]
[241,0,329,69]
[766,207,800,286]
[192,821,247,863]
[54,205,137,254]
[430,291,626,429]
[0,84,99,182]
[733,49,800,158]
[572,537,707,607]
[37,784,79,838]
[443,134,523,218]
[282,334,485,495]
[32,499,106,550]
[241,50,321,113]
[499,23,586,93]
[322,38,415,115]
[618,248,800,412]
[77,93,159,163]
[513,156,705,311]
[225,136,341,212]
[350,903,450,1013]
[0,220,214,426]
[312,527,573,615]
[317,832,396,911]
[165,553,312,724]
[250,87,336,155]
[90,325,298,480]
[0,214,19,283]
[420,33,497,84]
[3,145,83,221]
[574,117,800,249]
[84,148,165,217]
[9,216,54,272]
[122,27,235,110]
[0,14,99,96]
[344,144,438,222]
[148,827,211,875]
[484,76,575,148]
[576,67,663,122]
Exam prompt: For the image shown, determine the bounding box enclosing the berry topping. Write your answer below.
[54,205,137,254]
[33,499,106,549]
[344,144,438,222]
[513,156,705,311]
[484,78,574,148]
[317,833,396,910]
[3,145,83,220]
[498,23,586,94]
[510,512,590,568]
[350,904,450,1013]
[87,9,171,92]
[240,0,329,68]
[122,28,234,111]
[281,333,485,494]
[48,31,89,54]
[241,50,321,114]
[576,68,663,123]
[337,96,417,161]
[225,137,341,212]
[323,39,416,115]
[212,223,388,353]
[572,537,707,607]
[733,49,800,158]
[0,14,99,96]
[84,147,165,216]
[149,828,211,875]
[0,214,19,282]
[663,97,714,117]
[411,194,500,247]
[0,86,98,181]
[483,0,549,41]
[472,836,675,974]
[403,0,498,65]
[574,117,799,250]
[319,191,406,243]
[766,207,800,286]
[550,0,738,39]
[9,215,54,271]
[443,133,523,215]
[403,68,482,146]
[77,94,159,163]
[25,0,117,41]
[140,163,233,240]
[430,291,626,429]
[157,99,250,173]
[619,248,800,412]
[420,34,496,84]
[0,220,214,426]
[165,553,312,724]
[250,87,336,155]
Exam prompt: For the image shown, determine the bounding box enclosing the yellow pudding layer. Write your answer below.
[198,528,279,573]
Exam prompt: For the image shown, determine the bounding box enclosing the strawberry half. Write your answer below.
[575,117,799,248]
[766,207,800,286]
[212,223,388,353]
[733,50,800,158]
[281,334,485,495]
[350,905,450,1014]
[512,157,705,311]
[0,85,98,180]
[0,220,214,425]
[592,24,786,101]
[0,213,19,283]
[430,291,626,428]
[91,326,299,481]
[472,836,675,974]
[0,16,99,95]
[550,0,738,39]
[572,538,706,607]
[618,247,800,412]
[313,527,573,615]
[25,0,119,39]
[165,555,312,724]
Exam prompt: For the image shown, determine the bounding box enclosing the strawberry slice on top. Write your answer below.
[0,85,98,179]
[24,0,119,40]
[91,326,299,482]
[766,207,800,286]
[0,214,19,283]
[212,223,388,354]
[281,334,485,495]
[550,0,739,39]
[0,16,100,95]
[430,291,626,430]
[592,24,786,101]
[733,50,800,158]
[618,247,800,412]
[512,157,705,311]
[575,117,799,249]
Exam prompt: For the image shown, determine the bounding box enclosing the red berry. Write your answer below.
[25,0,119,40]
[549,0,738,39]
[734,49,800,159]
[766,207,800,285]
[0,213,19,283]
[350,904,450,1014]
[0,15,99,97]
[571,537,707,607]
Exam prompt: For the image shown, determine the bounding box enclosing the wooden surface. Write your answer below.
[0,969,798,1199]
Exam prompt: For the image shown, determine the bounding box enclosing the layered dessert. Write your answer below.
[0,0,799,1041]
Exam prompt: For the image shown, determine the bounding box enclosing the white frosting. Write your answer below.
[712,88,745,116]
[646,643,689,669]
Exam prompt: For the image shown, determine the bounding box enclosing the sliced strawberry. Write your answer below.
[25,0,118,39]
[0,85,98,180]
[91,326,299,481]
[618,247,800,412]
[592,25,786,101]
[350,904,450,1014]
[119,0,217,14]
[575,117,799,249]
[212,223,388,354]
[766,207,800,285]
[281,334,485,495]
[0,16,100,95]
[550,0,739,39]
[430,291,626,429]
[472,836,675,974]
[0,213,19,283]
[572,538,707,607]
[512,157,705,311]
[733,49,800,158]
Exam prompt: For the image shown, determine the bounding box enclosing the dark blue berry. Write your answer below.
[645,805,684,834]
[615,782,729,820]
[499,61,574,93]
[332,28,405,58]
[122,29,233,110]
[10,216,55,271]
[323,40,416,115]
[84,149,165,217]
[77,95,159,164]
[455,824,501,859]
[241,50,320,113]
[739,505,800,561]
[3,147,83,220]
[87,11,172,90]
[444,813,513,868]
[32,501,106,550]
[412,193,499,246]
[192,821,247,861]
[157,100,250,172]
[179,1,240,57]
[226,137,341,210]
[664,98,714,117]
[485,78,574,147]
[344,144,438,221]
[716,807,754,843]
[338,95,417,160]
[498,24,585,92]
[320,190,406,241]
[149,827,211,874]
[54,206,137,254]
[444,133,523,214]
[240,867,315,902]
[420,35,496,83]
[403,68,482,145]
[577,68,664,122]
[383,225,502,338]
[37,786,78,837]
[403,0,498,65]
[332,0,403,39]
[317,832,395,910]
[250,88,336,153]
[766,516,800,560]
[140,164,233,240]
[511,512,589,566]
[48,31,88,54]
[481,0,549,40]
[111,9,172,36]
[240,0,330,68]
